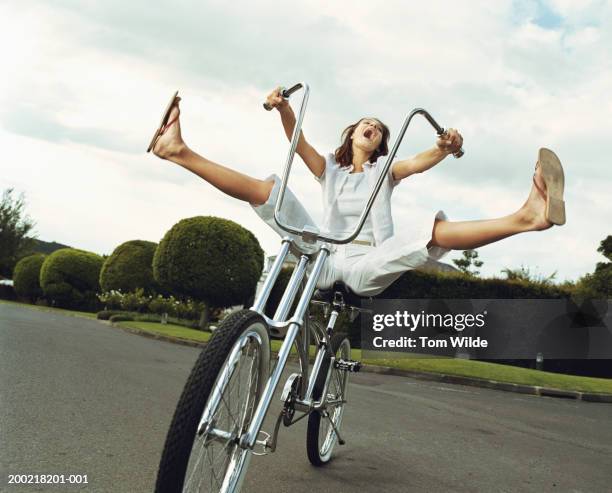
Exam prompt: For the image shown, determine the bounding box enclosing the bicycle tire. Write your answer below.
[155,309,270,493]
[306,333,350,466]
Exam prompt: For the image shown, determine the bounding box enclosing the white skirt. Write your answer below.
[251,174,450,296]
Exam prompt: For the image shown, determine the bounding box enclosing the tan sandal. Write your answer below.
[146,90,179,153]
[533,148,566,225]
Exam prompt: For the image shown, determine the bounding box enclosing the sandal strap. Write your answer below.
[532,174,546,197]
[160,114,179,135]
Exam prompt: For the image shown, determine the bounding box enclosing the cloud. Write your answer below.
[0,0,610,283]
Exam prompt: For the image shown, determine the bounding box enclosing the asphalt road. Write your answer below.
[1,303,611,493]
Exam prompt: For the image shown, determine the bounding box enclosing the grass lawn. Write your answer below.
[118,321,213,343]
[0,299,97,319]
[4,300,611,395]
[118,319,612,395]
[357,351,612,394]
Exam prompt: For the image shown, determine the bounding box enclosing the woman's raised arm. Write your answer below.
[265,87,325,179]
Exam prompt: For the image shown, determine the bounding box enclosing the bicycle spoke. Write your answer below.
[183,334,263,492]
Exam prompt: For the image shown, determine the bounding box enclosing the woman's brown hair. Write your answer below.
[334,118,390,168]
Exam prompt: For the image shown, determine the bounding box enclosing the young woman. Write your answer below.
[147,88,566,296]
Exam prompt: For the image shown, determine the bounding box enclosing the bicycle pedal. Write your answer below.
[252,430,271,456]
[334,359,362,372]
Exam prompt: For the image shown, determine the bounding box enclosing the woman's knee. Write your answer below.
[250,179,275,206]
[429,218,446,248]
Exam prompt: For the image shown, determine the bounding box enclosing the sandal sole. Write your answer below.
[146,90,179,153]
[538,147,566,225]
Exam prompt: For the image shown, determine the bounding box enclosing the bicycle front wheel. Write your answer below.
[155,309,270,493]
[306,333,351,466]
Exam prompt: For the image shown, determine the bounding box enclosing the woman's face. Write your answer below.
[351,118,384,154]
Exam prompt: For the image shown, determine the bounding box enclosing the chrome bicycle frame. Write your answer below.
[241,82,462,451]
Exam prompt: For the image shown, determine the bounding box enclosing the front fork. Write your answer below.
[239,247,331,450]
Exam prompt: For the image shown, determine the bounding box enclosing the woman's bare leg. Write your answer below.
[152,100,274,206]
[429,165,553,250]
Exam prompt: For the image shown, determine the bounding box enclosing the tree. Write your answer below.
[0,189,36,278]
[153,216,264,328]
[501,265,557,286]
[597,235,612,263]
[575,235,612,299]
[452,249,483,276]
[99,240,159,294]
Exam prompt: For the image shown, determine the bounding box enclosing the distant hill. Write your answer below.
[29,239,72,255]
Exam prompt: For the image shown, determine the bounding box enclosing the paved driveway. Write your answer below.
[1,303,611,492]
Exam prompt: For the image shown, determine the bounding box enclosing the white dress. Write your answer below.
[251,154,449,296]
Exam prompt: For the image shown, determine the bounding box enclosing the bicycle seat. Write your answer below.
[312,281,370,308]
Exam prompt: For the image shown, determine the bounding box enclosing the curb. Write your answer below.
[109,322,612,403]
[364,365,612,402]
[106,321,208,349]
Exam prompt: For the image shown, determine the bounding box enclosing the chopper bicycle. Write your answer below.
[154,82,464,493]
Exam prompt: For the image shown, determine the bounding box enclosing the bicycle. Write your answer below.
[154,83,464,493]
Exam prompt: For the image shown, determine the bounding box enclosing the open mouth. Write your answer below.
[364,128,374,139]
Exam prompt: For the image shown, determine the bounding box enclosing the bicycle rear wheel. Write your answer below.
[306,333,350,466]
[155,309,270,493]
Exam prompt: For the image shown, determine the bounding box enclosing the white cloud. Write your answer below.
[0,0,610,284]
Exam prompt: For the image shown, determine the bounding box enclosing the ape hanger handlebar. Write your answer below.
[264,82,465,250]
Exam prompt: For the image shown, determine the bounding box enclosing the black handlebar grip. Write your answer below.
[438,127,465,159]
[263,83,303,111]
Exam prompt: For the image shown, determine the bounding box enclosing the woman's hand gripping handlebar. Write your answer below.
[418,110,465,158]
[263,84,303,111]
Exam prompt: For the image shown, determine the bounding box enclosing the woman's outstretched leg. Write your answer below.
[151,99,274,206]
[429,163,558,250]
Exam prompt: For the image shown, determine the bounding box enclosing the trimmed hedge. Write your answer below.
[377,270,571,299]
[13,253,45,302]
[109,314,135,323]
[40,248,104,309]
[265,267,572,348]
[97,310,133,320]
[99,240,158,294]
[153,216,264,308]
[0,284,16,301]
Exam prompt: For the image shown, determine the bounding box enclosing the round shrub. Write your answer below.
[153,216,264,308]
[109,314,134,323]
[40,248,104,309]
[100,240,158,294]
[13,253,45,302]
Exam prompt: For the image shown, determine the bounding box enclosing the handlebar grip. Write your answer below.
[438,127,465,159]
[263,83,303,111]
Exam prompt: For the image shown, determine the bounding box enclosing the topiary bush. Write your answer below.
[99,240,159,294]
[13,253,45,302]
[40,248,104,309]
[153,216,264,324]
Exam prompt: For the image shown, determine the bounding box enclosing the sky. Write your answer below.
[0,0,610,283]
